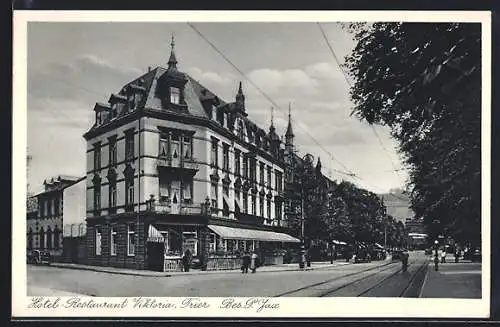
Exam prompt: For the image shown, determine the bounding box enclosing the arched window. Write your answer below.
[46,226,52,250]
[27,228,33,250]
[39,227,45,250]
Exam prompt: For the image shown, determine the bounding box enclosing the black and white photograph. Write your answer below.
[12,11,491,318]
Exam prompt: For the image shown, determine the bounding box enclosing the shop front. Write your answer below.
[145,222,301,272]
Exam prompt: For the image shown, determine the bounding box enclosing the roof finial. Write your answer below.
[288,102,291,120]
[168,33,178,69]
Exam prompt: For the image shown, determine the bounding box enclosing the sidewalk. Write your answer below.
[46,260,353,278]
[28,285,89,297]
[419,260,482,298]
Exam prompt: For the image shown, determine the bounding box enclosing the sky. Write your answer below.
[27,22,409,195]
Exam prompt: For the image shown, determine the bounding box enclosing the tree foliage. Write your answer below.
[343,23,481,246]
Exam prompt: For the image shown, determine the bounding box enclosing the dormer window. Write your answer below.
[170,87,181,104]
[111,104,118,119]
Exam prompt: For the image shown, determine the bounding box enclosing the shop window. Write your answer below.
[110,227,117,256]
[127,223,136,256]
[95,226,102,256]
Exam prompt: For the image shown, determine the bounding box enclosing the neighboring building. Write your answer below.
[27,175,86,260]
[283,106,337,244]
[82,38,299,271]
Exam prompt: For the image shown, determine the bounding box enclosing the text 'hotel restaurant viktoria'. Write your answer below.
[83,39,301,272]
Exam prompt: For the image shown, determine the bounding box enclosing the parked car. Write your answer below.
[464,248,481,262]
[27,250,51,265]
[353,249,372,263]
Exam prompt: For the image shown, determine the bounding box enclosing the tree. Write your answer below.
[344,23,481,247]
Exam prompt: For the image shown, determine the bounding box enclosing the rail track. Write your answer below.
[275,257,428,297]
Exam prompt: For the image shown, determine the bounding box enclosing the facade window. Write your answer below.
[275,171,283,193]
[243,192,248,213]
[267,198,271,219]
[243,156,248,178]
[127,223,136,256]
[251,194,256,215]
[223,197,230,217]
[46,227,52,249]
[125,131,134,160]
[54,227,60,250]
[234,150,241,176]
[223,143,229,171]
[182,180,192,204]
[125,174,134,210]
[48,199,53,216]
[94,142,101,170]
[109,136,117,166]
[211,182,218,209]
[170,87,181,104]
[267,166,272,187]
[110,227,117,256]
[250,159,256,182]
[94,184,101,212]
[183,136,192,159]
[95,226,102,256]
[275,201,282,221]
[109,180,117,213]
[259,195,264,217]
[159,135,169,158]
[54,197,59,216]
[171,135,180,159]
[160,180,171,203]
[211,138,218,167]
[260,162,265,185]
[238,121,244,139]
[39,227,45,249]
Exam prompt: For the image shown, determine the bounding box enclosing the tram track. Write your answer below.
[275,260,397,297]
[275,256,429,298]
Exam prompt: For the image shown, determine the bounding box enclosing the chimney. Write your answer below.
[148,66,151,72]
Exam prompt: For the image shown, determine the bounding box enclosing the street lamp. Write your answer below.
[434,239,439,271]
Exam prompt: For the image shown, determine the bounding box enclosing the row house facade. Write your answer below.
[83,39,300,271]
[26,175,86,260]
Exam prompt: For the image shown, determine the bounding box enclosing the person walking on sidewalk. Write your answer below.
[241,251,250,274]
[250,251,258,273]
[441,249,447,264]
[182,249,192,272]
[454,248,460,263]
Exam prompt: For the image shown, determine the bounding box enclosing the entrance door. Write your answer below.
[147,242,165,271]
[171,181,181,214]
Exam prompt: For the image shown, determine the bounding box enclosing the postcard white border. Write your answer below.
[12,10,492,318]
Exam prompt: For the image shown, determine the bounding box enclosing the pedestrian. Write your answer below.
[182,249,192,272]
[241,251,250,273]
[441,249,447,264]
[250,251,258,273]
[454,248,460,263]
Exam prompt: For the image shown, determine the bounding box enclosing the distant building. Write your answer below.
[405,217,427,249]
[82,38,299,271]
[27,175,86,260]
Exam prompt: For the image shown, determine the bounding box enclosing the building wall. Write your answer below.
[86,114,286,224]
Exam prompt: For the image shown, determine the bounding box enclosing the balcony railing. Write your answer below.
[151,201,203,215]
[157,156,199,171]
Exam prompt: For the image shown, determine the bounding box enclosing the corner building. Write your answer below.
[83,41,299,271]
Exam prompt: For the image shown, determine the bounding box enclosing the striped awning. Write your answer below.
[147,224,167,243]
[208,225,300,243]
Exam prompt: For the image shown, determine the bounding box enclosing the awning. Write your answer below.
[208,225,300,243]
[147,224,167,243]
[332,240,347,245]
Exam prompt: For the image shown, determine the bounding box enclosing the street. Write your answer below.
[26,251,480,298]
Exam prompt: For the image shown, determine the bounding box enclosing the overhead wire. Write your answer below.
[186,22,358,180]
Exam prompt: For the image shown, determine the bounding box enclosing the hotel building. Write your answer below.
[83,39,299,271]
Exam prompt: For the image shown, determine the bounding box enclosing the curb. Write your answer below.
[45,261,354,278]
